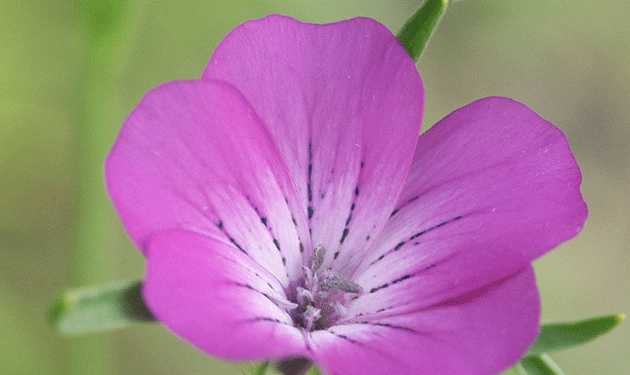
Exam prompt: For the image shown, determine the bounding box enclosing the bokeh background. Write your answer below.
[1,0,628,374]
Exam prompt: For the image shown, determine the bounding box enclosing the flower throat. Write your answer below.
[290,245,363,331]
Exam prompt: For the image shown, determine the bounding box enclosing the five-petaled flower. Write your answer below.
[106,15,587,375]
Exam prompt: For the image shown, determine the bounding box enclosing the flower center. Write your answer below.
[290,245,363,331]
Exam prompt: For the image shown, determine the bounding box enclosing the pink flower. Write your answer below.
[106,15,587,375]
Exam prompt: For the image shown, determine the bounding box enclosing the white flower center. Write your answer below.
[290,245,363,331]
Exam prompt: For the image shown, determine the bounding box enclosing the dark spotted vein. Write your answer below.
[370,215,464,265]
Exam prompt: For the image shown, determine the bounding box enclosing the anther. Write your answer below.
[319,269,363,294]
[310,244,326,270]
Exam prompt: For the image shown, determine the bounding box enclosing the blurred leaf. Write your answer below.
[254,362,270,375]
[48,280,156,334]
[306,366,323,375]
[78,0,132,35]
[526,314,624,357]
[515,354,565,375]
[396,0,448,62]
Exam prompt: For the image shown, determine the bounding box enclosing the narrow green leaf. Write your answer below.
[396,0,448,62]
[253,362,270,375]
[526,314,624,357]
[306,366,323,375]
[48,280,156,334]
[515,354,565,375]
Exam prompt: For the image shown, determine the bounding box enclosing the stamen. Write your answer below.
[296,287,314,305]
[310,244,326,270]
[291,244,364,331]
[319,269,363,294]
[267,290,299,310]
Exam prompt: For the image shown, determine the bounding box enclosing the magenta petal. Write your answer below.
[312,267,540,375]
[204,15,424,273]
[106,80,309,283]
[143,230,307,361]
[353,97,587,308]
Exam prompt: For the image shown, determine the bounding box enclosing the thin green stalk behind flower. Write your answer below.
[69,0,149,374]
[397,0,448,62]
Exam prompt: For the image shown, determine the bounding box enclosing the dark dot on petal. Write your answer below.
[333,251,340,260]
[409,216,464,242]
[307,140,314,203]
[370,283,389,293]
[354,186,360,196]
[299,242,304,253]
[372,322,415,332]
[426,264,436,271]
[390,209,399,218]
[260,217,268,226]
[394,241,406,251]
[282,257,287,265]
[360,161,364,169]
[292,216,297,226]
[217,221,224,229]
[339,228,349,244]
[273,238,281,250]
[409,231,425,240]
[308,206,314,219]
[253,316,284,324]
[392,274,412,284]
[307,180,313,203]
[228,237,247,254]
[344,214,352,227]
[334,333,357,343]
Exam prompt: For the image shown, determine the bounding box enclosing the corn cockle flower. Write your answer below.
[106,15,587,375]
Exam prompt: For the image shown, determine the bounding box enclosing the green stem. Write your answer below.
[69,1,148,374]
[397,0,449,62]
[254,362,270,375]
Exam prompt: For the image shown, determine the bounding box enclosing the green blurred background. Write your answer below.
[1,0,628,374]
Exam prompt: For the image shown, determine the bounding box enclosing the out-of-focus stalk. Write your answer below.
[70,1,148,374]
